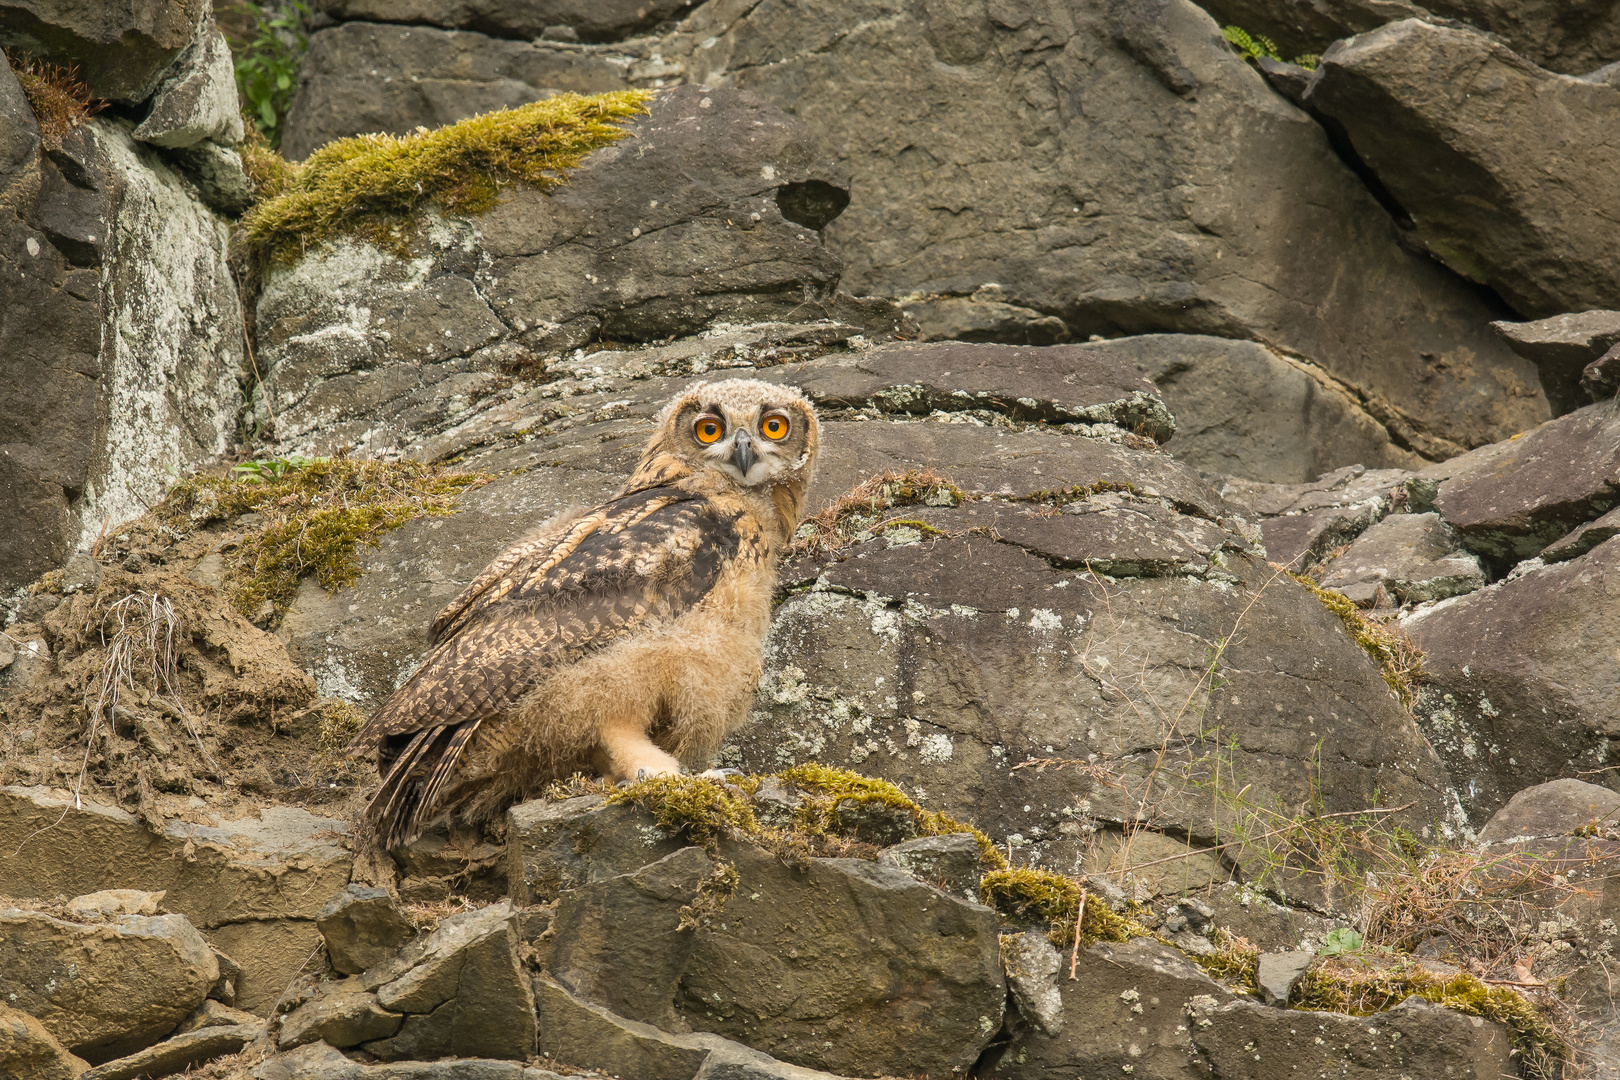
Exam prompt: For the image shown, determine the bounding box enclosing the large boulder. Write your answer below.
[0,1003,88,1080]
[1199,0,1620,75]
[1305,19,1620,319]
[0,0,209,103]
[1492,309,1620,415]
[254,87,876,457]
[0,908,219,1063]
[315,0,698,43]
[284,0,1550,464]
[0,85,243,594]
[282,22,626,161]
[1403,536,1620,826]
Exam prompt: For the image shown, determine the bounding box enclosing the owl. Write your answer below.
[351,378,821,848]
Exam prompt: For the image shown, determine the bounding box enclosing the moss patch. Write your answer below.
[980,867,1150,947]
[606,773,760,847]
[153,457,491,621]
[5,50,106,151]
[242,90,654,260]
[1289,571,1425,708]
[789,469,964,560]
[1295,956,1565,1078]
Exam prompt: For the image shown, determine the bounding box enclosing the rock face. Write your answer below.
[254,86,873,457]
[0,0,209,102]
[1493,309,1620,415]
[1200,0,1620,76]
[1477,778,1620,844]
[0,1003,87,1080]
[676,841,1005,1077]
[130,24,245,150]
[0,789,353,1014]
[316,886,416,976]
[0,82,243,594]
[0,908,219,1063]
[1306,19,1620,319]
[316,0,697,43]
[282,22,626,161]
[1404,537,1620,825]
[285,0,1550,464]
[1314,511,1484,607]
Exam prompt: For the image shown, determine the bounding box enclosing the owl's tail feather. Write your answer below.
[367,718,485,849]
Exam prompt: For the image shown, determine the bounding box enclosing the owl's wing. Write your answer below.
[355,486,744,846]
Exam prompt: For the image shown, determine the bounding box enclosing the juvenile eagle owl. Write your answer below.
[352,378,820,848]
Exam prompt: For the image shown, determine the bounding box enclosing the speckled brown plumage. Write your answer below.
[353,378,820,848]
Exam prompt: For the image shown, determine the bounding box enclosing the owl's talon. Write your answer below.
[699,767,742,780]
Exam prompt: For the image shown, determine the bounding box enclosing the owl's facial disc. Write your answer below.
[691,402,797,486]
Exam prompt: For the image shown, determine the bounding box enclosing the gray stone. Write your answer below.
[1404,536,1620,825]
[1492,310,1620,415]
[1000,931,1064,1036]
[534,975,719,1080]
[1190,996,1514,1079]
[79,1023,259,1080]
[278,990,402,1050]
[0,909,219,1062]
[0,1003,88,1080]
[1119,333,1423,482]
[507,795,684,905]
[0,116,243,593]
[830,798,918,847]
[903,286,1073,346]
[255,87,854,454]
[0,0,209,102]
[1477,778,1620,844]
[1201,0,1620,75]
[1314,512,1485,607]
[315,0,697,44]
[985,939,1230,1078]
[175,1000,260,1034]
[361,1000,454,1062]
[674,841,1005,1077]
[548,846,713,1027]
[876,834,983,903]
[317,886,416,976]
[168,141,255,216]
[282,22,627,161]
[1238,468,1411,570]
[1305,19,1620,321]
[63,890,165,922]
[1255,949,1313,1007]
[747,777,801,829]
[256,1038,555,1080]
[131,24,244,149]
[374,901,536,1060]
[692,1048,849,1080]
[1543,506,1620,563]
[1585,343,1620,400]
[1426,399,1620,567]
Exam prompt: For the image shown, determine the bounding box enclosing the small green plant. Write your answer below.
[228,1,309,145]
[1221,25,1320,70]
[4,49,106,150]
[1319,927,1364,956]
[231,454,314,482]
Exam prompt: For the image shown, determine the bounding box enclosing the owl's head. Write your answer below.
[629,378,821,498]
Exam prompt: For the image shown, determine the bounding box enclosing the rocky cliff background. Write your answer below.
[2,0,1620,1077]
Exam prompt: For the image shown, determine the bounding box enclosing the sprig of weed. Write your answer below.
[4,50,106,150]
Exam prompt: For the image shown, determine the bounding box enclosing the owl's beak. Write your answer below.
[729,431,757,477]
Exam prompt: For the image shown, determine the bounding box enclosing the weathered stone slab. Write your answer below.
[1543,506,1620,564]
[1190,996,1513,1079]
[79,1023,258,1080]
[876,834,983,903]
[1477,779,1620,844]
[0,1002,88,1080]
[0,0,208,102]
[534,976,718,1080]
[1000,931,1063,1037]
[204,918,324,1016]
[506,795,683,905]
[1314,511,1484,606]
[548,846,712,1028]
[317,886,415,976]
[674,841,1005,1077]
[316,0,696,44]
[1255,950,1313,1007]
[0,909,218,1062]
[130,24,244,149]
[1306,19,1620,320]
[1493,309,1620,414]
[1426,400,1620,566]
[1404,536,1620,825]
[279,990,402,1050]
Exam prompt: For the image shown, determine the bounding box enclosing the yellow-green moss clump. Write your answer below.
[980,867,1151,947]
[1295,957,1566,1078]
[243,90,654,260]
[154,457,491,620]
[606,773,760,847]
[1289,571,1426,708]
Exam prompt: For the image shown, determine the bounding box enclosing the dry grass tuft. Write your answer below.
[4,50,106,150]
[788,469,964,560]
[243,90,653,260]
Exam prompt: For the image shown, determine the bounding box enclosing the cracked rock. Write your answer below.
[1493,309,1620,414]
[131,23,244,149]
[317,886,416,976]
[877,834,984,904]
[1001,931,1064,1036]
[1314,512,1484,607]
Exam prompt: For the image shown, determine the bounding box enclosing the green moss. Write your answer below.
[153,457,491,620]
[1289,571,1425,709]
[606,773,760,848]
[1192,927,1260,993]
[1295,957,1566,1077]
[980,867,1150,946]
[242,90,654,260]
[238,117,297,201]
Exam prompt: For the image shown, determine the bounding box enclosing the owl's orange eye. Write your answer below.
[761,413,790,440]
[694,416,724,444]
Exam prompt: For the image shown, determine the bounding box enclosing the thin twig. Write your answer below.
[1070,885,1086,980]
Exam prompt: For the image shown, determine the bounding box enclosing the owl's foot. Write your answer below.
[697,767,742,780]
